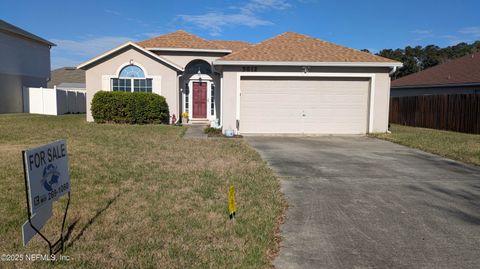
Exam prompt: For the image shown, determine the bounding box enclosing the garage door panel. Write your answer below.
[240,77,369,134]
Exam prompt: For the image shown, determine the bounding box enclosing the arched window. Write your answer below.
[185,60,212,74]
[119,65,145,78]
[111,65,152,92]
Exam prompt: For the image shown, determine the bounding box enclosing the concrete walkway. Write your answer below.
[247,136,480,269]
[183,125,207,139]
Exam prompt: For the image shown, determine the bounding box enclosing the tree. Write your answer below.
[376,40,480,79]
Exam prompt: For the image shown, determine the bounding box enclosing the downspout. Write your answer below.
[387,65,398,134]
[389,65,398,75]
[176,73,181,124]
[218,74,223,130]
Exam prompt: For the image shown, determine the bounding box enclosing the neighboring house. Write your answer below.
[48,67,86,91]
[0,19,55,113]
[78,30,402,135]
[391,52,480,97]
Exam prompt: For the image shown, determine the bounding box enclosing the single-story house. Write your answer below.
[391,52,480,97]
[0,19,55,113]
[78,30,402,135]
[48,67,86,91]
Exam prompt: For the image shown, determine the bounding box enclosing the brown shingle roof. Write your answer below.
[48,67,85,88]
[391,52,480,88]
[218,32,398,63]
[210,40,251,52]
[137,30,225,50]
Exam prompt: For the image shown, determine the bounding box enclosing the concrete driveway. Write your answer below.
[247,136,480,269]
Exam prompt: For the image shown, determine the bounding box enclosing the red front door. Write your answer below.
[192,82,207,118]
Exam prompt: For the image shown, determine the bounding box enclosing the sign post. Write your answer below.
[228,185,236,220]
[22,139,71,256]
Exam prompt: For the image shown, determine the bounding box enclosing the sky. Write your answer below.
[1,0,479,69]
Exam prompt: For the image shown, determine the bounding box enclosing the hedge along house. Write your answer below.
[78,30,402,135]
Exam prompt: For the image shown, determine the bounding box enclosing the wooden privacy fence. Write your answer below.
[389,94,480,134]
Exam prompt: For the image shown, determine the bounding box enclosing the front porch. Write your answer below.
[179,60,221,127]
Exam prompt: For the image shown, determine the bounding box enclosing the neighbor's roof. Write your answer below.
[210,40,251,52]
[216,32,400,65]
[391,52,480,88]
[0,19,55,46]
[57,82,86,89]
[137,30,228,51]
[48,67,85,88]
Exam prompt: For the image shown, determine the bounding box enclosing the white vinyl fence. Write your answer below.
[23,87,86,115]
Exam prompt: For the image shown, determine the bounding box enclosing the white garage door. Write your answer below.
[240,77,370,134]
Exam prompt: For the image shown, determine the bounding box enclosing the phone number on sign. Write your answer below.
[48,183,70,201]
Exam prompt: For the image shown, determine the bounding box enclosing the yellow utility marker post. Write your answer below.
[228,185,236,220]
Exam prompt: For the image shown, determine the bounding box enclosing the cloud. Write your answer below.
[177,0,291,36]
[237,0,292,14]
[50,56,83,69]
[409,26,480,45]
[50,36,132,68]
[105,9,121,16]
[411,29,432,35]
[178,12,273,36]
[410,29,434,42]
[439,26,480,45]
[104,9,150,27]
[140,32,165,38]
[441,34,470,45]
[459,26,480,38]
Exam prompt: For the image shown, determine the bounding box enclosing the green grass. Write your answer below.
[0,114,284,268]
[371,124,480,166]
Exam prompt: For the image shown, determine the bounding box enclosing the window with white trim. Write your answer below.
[112,65,152,92]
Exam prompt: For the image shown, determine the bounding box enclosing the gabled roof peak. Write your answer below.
[137,30,225,50]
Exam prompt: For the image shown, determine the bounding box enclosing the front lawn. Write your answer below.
[0,114,284,268]
[371,124,480,166]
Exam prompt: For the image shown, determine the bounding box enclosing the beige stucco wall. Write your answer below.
[373,72,391,132]
[219,65,393,134]
[84,47,178,122]
[0,31,51,113]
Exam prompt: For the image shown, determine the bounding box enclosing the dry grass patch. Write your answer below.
[371,124,480,166]
[0,114,284,268]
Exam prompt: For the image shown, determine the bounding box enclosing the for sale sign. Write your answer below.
[23,140,70,215]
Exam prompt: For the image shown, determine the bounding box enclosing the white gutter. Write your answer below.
[392,82,480,89]
[146,47,232,54]
[213,60,403,68]
[389,65,399,75]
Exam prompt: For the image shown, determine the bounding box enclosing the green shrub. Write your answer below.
[204,127,222,136]
[91,91,169,124]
